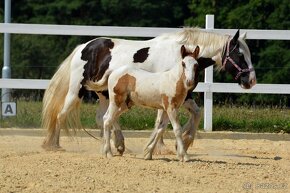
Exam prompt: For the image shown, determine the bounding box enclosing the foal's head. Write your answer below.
[180,45,200,88]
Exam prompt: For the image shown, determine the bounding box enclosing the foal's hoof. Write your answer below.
[178,154,190,162]
[184,154,190,162]
[104,151,113,158]
[143,148,153,160]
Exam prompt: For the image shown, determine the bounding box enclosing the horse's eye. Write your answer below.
[238,52,243,57]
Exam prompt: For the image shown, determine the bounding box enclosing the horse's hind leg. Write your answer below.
[45,91,80,151]
[144,111,169,160]
[181,99,201,151]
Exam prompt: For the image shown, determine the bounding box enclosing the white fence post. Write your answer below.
[2,0,11,104]
[204,14,214,132]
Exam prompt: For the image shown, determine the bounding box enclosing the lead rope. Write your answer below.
[82,128,100,140]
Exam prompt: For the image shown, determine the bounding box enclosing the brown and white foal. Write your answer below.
[102,45,200,161]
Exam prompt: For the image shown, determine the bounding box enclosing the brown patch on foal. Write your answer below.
[113,74,136,107]
[161,94,169,110]
[171,71,187,108]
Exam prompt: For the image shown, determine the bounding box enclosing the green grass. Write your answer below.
[0,100,289,133]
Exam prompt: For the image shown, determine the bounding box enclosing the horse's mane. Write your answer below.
[157,27,230,68]
[177,27,228,47]
[158,27,229,47]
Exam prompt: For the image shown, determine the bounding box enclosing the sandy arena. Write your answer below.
[0,129,289,193]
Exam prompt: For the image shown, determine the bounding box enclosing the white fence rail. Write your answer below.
[0,79,289,94]
[1,15,290,131]
[1,23,290,40]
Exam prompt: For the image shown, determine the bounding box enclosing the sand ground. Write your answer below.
[0,131,289,193]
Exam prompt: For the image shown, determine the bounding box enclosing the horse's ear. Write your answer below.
[181,45,187,58]
[232,29,240,44]
[193,46,200,58]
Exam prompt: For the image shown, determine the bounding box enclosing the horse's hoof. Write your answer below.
[117,146,125,156]
[182,134,194,152]
[42,144,65,151]
[144,154,153,160]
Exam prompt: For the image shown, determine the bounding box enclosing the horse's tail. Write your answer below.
[42,45,81,147]
[85,69,112,91]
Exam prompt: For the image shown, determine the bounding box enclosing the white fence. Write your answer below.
[1,15,290,131]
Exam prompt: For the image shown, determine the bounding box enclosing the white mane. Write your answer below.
[157,27,229,66]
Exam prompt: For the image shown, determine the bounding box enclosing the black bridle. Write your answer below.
[222,39,254,80]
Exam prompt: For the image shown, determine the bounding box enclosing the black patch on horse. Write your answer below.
[185,57,216,101]
[197,57,215,71]
[133,47,150,63]
[78,38,114,98]
[101,90,109,100]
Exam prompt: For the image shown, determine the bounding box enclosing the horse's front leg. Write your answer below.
[181,98,201,151]
[96,92,125,155]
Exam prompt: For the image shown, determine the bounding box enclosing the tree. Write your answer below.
[186,0,290,106]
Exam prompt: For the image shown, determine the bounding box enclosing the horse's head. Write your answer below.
[181,45,199,88]
[222,30,256,89]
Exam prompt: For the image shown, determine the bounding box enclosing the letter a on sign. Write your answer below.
[2,102,17,116]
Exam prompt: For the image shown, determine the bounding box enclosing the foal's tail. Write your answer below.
[42,45,81,148]
[85,69,112,91]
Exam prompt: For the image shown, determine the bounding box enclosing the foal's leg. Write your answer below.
[151,110,174,155]
[96,92,125,155]
[167,108,189,162]
[155,97,201,153]
[102,103,120,158]
[181,99,201,151]
[96,92,109,131]
[144,112,169,160]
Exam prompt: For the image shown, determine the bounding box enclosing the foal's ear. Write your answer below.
[232,29,240,44]
[193,45,200,59]
[181,45,187,59]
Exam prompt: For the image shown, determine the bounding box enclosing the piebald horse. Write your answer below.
[42,28,256,155]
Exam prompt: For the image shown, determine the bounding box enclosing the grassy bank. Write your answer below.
[0,101,289,133]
